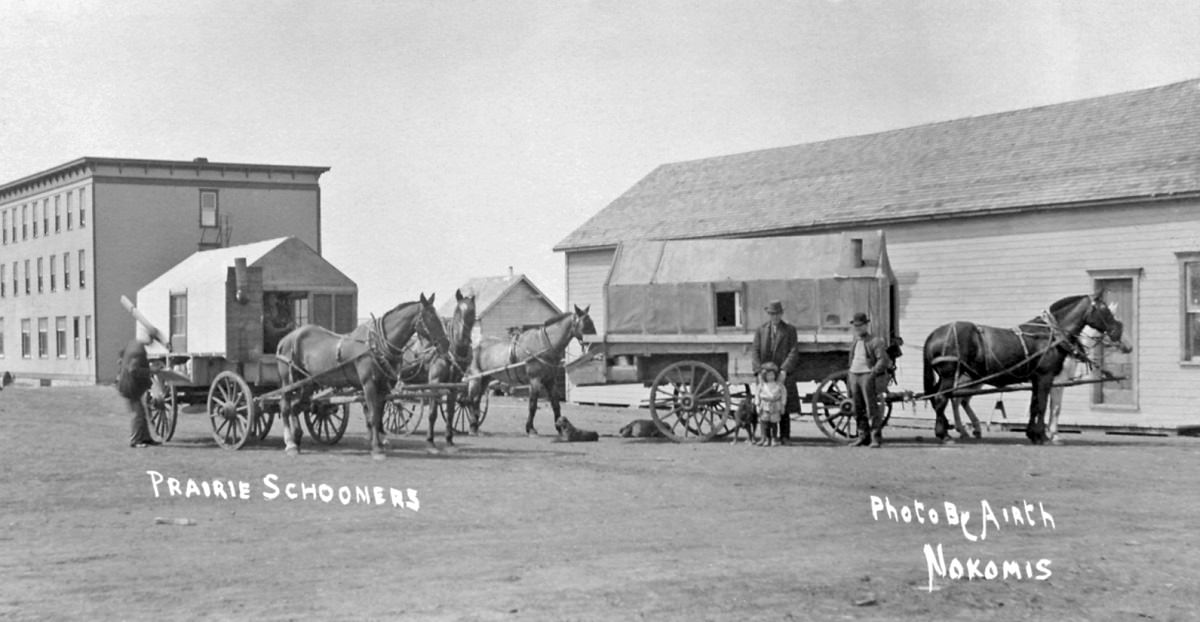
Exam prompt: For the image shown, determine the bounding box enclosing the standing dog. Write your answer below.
[730,398,759,445]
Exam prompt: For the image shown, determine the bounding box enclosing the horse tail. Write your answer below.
[923,327,941,396]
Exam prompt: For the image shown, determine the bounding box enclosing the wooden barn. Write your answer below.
[136,237,357,360]
[442,270,561,342]
[555,78,1200,432]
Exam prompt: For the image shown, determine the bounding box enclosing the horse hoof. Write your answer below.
[1050,436,1064,446]
[526,429,539,437]
[285,447,299,457]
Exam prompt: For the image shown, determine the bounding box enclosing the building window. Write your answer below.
[2,210,7,244]
[11,261,17,297]
[292,297,310,327]
[66,192,74,230]
[37,258,43,293]
[80,188,88,227]
[21,319,31,359]
[37,317,48,359]
[42,199,48,236]
[54,196,61,233]
[1088,271,1139,408]
[1,264,5,298]
[31,203,38,238]
[73,316,80,359]
[21,204,28,240]
[169,293,187,351]
[10,207,16,243]
[55,317,67,359]
[0,317,5,358]
[84,315,92,358]
[78,250,85,289]
[23,260,30,295]
[714,290,743,328]
[63,253,70,291]
[49,255,56,292]
[199,190,218,228]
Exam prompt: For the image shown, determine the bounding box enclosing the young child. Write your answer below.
[754,363,786,447]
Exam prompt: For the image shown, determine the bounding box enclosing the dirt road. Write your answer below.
[1,386,1198,621]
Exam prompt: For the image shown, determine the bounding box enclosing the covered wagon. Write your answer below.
[567,230,898,441]
[133,236,357,447]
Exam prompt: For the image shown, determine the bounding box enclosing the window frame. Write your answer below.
[712,282,746,331]
[37,317,48,359]
[55,316,67,359]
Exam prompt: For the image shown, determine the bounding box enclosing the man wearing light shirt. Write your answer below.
[847,312,890,448]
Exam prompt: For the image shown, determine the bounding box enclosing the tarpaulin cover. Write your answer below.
[606,232,893,335]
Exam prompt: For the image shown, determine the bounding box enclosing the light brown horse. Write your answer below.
[466,305,595,436]
[275,294,448,459]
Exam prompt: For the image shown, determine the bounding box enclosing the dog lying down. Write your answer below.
[554,416,599,442]
[618,419,665,438]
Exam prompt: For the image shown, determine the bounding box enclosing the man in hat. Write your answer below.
[751,300,800,444]
[117,338,158,448]
[847,312,891,448]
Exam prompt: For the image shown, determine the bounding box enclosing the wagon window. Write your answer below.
[714,291,742,328]
[169,294,188,352]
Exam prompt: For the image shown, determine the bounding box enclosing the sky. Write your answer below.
[2,0,1200,317]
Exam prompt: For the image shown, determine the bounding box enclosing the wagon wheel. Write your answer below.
[648,361,731,442]
[367,399,417,435]
[304,402,349,445]
[208,371,256,450]
[812,371,894,444]
[251,405,275,441]
[142,375,177,443]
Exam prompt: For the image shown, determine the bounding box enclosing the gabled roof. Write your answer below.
[441,273,561,318]
[555,79,1200,251]
[140,237,354,291]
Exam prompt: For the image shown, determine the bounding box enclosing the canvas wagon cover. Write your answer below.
[606,231,892,335]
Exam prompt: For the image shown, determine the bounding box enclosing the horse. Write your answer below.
[275,293,448,459]
[417,289,476,451]
[922,292,1124,445]
[465,305,596,436]
[945,302,1132,444]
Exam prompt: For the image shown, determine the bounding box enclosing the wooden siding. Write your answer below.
[565,249,614,336]
[479,280,560,342]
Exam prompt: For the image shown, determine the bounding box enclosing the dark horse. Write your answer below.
[923,293,1124,445]
[276,294,448,459]
[465,306,595,436]
[407,289,476,451]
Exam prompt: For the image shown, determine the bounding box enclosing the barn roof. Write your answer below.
[140,237,354,291]
[441,273,561,318]
[555,78,1200,251]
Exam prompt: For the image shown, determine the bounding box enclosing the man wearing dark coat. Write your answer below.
[847,312,891,448]
[751,300,800,444]
[117,339,157,448]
